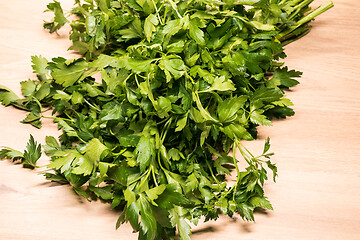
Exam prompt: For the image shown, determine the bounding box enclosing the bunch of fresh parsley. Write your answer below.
[0,0,333,239]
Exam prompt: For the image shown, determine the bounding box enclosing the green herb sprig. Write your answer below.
[0,0,333,239]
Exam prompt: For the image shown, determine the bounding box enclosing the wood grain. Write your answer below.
[1,0,359,239]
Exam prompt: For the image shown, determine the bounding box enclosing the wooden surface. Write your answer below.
[1,0,360,239]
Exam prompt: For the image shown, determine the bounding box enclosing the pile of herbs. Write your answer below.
[0,0,333,239]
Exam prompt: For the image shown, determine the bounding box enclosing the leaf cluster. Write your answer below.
[0,135,41,169]
[0,0,333,239]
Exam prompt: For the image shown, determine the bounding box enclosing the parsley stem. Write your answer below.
[232,142,241,177]
[281,27,311,47]
[123,73,134,85]
[32,97,42,110]
[41,106,53,113]
[129,169,149,187]
[84,99,101,112]
[167,0,182,19]
[278,1,334,41]
[205,158,220,185]
[236,0,260,5]
[235,140,253,167]
[289,0,314,20]
[156,116,171,126]
[232,142,241,201]
[41,115,74,122]
[297,1,334,26]
[64,112,73,120]
[157,151,169,173]
[237,141,255,159]
[150,165,159,187]
[185,72,195,84]
[160,117,172,144]
[162,2,168,23]
[111,148,126,156]
[151,0,164,25]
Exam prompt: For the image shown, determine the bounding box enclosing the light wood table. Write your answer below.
[1,0,359,239]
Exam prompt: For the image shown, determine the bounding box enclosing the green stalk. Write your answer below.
[296,1,334,26]
[151,0,164,25]
[281,26,311,46]
[151,165,159,187]
[84,99,101,112]
[167,0,182,18]
[132,169,150,188]
[41,116,74,122]
[232,142,241,177]
[205,158,220,185]
[287,0,314,21]
[278,1,334,41]
[294,0,314,11]
[235,0,260,5]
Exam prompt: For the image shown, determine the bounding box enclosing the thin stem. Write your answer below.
[128,169,149,187]
[232,141,242,201]
[185,71,195,84]
[157,151,168,172]
[167,0,182,18]
[151,0,164,25]
[235,0,260,6]
[111,148,127,156]
[160,117,172,144]
[235,140,253,167]
[205,158,220,185]
[32,97,43,110]
[232,142,241,177]
[278,1,334,41]
[237,141,255,159]
[281,27,311,47]
[287,0,314,21]
[84,99,101,112]
[151,165,159,187]
[123,73,134,86]
[297,1,334,26]
[156,115,171,125]
[64,111,73,120]
[137,169,151,189]
[41,115,74,122]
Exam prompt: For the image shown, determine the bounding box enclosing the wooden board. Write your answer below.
[1,0,359,239]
